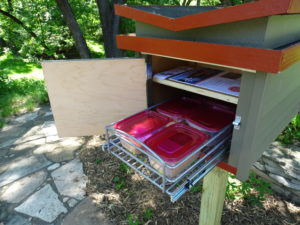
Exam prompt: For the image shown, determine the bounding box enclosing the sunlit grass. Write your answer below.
[0,53,48,128]
[0,53,43,80]
[87,40,105,58]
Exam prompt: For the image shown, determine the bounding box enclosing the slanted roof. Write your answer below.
[115,0,300,31]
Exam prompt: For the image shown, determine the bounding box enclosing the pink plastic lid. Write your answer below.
[186,102,235,132]
[144,123,210,163]
[114,110,172,141]
[156,97,202,119]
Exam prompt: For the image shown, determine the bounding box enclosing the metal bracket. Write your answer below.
[233,116,241,130]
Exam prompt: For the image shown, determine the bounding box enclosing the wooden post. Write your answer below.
[199,167,229,225]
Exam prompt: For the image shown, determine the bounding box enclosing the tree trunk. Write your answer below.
[0,8,49,50]
[55,0,91,59]
[95,0,126,58]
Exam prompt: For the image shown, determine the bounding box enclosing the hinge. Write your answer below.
[233,116,241,130]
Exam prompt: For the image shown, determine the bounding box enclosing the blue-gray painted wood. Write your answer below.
[136,14,300,49]
[229,62,300,180]
[129,6,220,18]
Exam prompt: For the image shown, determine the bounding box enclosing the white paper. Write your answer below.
[195,72,241,97]
[153,66,194,79]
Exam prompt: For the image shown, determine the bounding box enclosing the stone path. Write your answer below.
[0,106,110,225]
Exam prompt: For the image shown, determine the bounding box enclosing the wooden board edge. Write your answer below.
[217,162,237,175]
[174,0,291,31]
[114,4,174,30]
[116,35,283,73]
[288,0,300,13]
[280,42,300,72]
[115,0,295,31]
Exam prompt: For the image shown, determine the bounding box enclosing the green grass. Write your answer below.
[0,53,43,79]
[87,40,105,58]
[0,53,48,128]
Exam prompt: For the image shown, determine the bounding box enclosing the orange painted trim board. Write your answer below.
[116,35,300,73]
[217,162,237,175]
[115,0,300,31]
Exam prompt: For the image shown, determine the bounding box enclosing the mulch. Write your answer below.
[80,136,300,225]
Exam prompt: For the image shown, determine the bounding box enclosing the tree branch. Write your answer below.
[0,8,49,50]
[55,0,91,58]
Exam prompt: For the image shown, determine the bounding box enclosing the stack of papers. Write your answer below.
[168,68,222,84]
[153,66,194,79]
[153,66,241,97]
[195,72,241,97]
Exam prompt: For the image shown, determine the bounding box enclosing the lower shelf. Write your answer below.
[103,125,231,202]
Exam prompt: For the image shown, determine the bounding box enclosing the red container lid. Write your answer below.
[114,110,172,140]
[156,97,202,119]
[144,123,210,163]
[186,103,235,133]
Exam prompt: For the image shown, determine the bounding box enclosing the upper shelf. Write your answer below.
[115,0,300,31]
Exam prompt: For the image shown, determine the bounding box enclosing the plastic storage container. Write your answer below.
[156,97,202,121]
[185,100,235,134]
[114,110,172,154]
[144,123,210,179]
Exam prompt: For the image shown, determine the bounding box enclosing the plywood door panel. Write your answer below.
[42,58,147,137]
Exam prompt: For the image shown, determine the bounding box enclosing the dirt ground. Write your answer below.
[80,136,300,225]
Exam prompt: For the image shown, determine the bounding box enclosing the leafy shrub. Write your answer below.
[277,114,300,145]
[226,172,273,207]
[0,78,48,128]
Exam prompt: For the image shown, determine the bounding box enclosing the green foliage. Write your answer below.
[190,184,203,193]
[226,173,273,207]
[95,158,102,164]
[0,53,47,128]
[0,0,99,60]
[231,0,244,5]
[113,176,127,191]
[0,78,48,127]
[200,0,221,6]
[119,163,131,174]
[127,214,141,225]
[143,208,154,220]
[277,114,300,145]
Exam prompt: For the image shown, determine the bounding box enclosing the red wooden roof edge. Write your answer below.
[116,34,300,73]
[115,0,300,31]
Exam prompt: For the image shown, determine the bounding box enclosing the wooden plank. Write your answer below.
[42,58,147,137]
[115,0,300,32]
[117,35,285,73]
[233,64,300,179]
[148,53,254,73]
[153,77,238,104]
[230,61,300,180]
[199,167,228,225]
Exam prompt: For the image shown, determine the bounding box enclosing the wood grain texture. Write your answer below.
[42,58,147,137]
[199,167,228,225]
[115,0,298,31]
[117,35,285,73]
